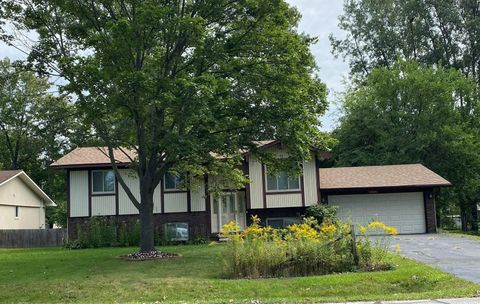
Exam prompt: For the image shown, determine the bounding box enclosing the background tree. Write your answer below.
[334,60,480,230]
[330,0,480,83]
[0,58,76,227]
[4,0,328,252]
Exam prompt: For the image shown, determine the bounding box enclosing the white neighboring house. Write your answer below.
[0,170,56,229]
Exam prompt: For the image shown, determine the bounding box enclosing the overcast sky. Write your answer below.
[0,1,348,130]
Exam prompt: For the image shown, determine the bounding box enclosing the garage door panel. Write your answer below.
[329,192,426,234]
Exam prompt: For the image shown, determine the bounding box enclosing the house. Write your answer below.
[0,170,56,229]
[51,141,451,240]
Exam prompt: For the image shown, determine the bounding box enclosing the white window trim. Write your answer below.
[91,170,116,194]
[264,166,301,192]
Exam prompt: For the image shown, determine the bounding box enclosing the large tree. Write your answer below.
[0,58,76,227]
[3,0,327,252]
[334,60,480,230]
[330,0,480,83]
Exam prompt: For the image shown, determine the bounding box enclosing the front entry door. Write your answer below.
[211,192,246,233]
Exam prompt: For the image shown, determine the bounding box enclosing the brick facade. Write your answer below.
[68,211,210,241]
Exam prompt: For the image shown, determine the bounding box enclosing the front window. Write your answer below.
[266,217,300,229]
[266,170,300,192]
[164,172,182,191]
[92,170,115,194]
[165,223,189,241]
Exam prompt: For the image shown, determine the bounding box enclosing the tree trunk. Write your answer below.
[139,184,156,252]
[471,201,479,232]
[461,207,468,232]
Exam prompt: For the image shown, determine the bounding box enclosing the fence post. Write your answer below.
[350,224,359,267]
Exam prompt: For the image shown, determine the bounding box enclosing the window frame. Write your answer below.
[266,217,300,228]
[264,166,302,193]
[91,170,116,195]
[164,222,189,242]
[163,172,186,192]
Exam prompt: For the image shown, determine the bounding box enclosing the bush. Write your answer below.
[220,216,396,278]
[65,218,143,249]
[304,204,338,225]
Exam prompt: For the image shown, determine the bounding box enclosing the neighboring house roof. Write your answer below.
[0,170,56,206]
[319,164,452,190]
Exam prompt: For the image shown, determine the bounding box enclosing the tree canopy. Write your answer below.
[330,0,480,83]
[3,0,328,251]
[334,60,480,229]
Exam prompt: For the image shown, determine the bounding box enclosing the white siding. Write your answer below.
[69,170,89,217]
[303,156,318,206]
[118,169,140,215]
[266,193,303,208]
[248,156,264,209]
[164,192,188,213]
[190,177,206,212]
[91,195,116,216]
[0,205,45,229]
[0,178,43,208]
[153,185,161,213]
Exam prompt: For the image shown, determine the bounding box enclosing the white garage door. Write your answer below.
[329,192,426,234]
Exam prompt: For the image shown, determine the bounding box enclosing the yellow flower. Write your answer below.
[359,225,367,235]
[320,224,337,236]
[368,221,386,229]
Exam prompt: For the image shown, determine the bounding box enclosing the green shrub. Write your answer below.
[65,218,141,249]
[304,204,338,224]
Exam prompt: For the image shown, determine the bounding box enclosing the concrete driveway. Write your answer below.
[390,234,480,283]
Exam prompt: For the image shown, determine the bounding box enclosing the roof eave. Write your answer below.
[50,162,131,169]
[320,183,453,192]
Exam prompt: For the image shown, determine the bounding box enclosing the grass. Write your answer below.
[441,229,480,241]
[0,245,478,303]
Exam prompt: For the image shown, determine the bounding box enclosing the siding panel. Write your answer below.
[266,193,303,208]
[118,169,140,215]
[303,156,318,206]
[91,195,116,216]
[164,192,188,213]
[190,177,206,212]
[248,157,264,209]
[69,171,89,217]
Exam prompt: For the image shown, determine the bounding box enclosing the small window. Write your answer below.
[164,173,182,190]
[92,170,115,194]
[15,206,19,218]
[266,217,300,229]
[266,170,301,192]
[165,223,189,241]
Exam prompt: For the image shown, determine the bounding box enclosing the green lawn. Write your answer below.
[442,230,480,241]
[0,245,478,303]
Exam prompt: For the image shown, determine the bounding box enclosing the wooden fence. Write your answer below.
[0,229,67,248]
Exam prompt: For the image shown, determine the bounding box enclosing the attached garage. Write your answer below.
[319,164,452,234]
[329,192,426,234]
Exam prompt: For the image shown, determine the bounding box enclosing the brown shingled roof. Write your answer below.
[50,141,286,168]
[319,164,451,190]
[50,147,136,168]
[0,170,22,185]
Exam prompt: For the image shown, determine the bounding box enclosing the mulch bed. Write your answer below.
[119,250,180,261]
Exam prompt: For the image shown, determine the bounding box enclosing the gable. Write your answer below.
[0,177,45,207]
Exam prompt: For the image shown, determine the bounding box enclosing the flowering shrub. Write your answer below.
[220,216,397,278]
